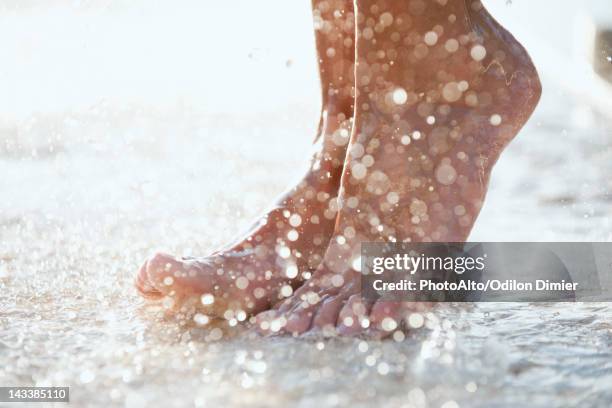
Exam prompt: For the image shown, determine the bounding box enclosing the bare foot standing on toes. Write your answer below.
[256,0,541,338]
[135,0,356,318]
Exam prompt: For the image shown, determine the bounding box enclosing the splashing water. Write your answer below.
[2,1,612,407]
[2,94,612,406]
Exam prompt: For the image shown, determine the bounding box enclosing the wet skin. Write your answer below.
[255,0,541,338]
[135,0,356,317]
[136,0,541,337]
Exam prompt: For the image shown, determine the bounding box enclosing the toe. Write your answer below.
[144,252,181,292]
[283,298,321,335]
[336,295,373,336]
[368,300,404,339]
[254,310,284,335]
[275,281,320,315]
[282,284,344,333]
[135,260,163,299]
[272,295,299,315]
[310,294,348,334]
[145,252,214,297]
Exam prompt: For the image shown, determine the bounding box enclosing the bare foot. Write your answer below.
[134,113,350,315]
[255,0,541,337]
[135,0,356,318]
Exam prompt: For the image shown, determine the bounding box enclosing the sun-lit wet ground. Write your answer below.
[2,1,612,407]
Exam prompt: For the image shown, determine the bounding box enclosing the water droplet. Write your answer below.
[351,163,368,180]
[208,328,223,341]
[280,285,293,297]
[289,214,302,227]
[236,276,249,290]
[466,381,478,393]
[380,12,394,27]
[352,256,362,271]
[377,362,390,375]
[490,114,502,126]
[287,229,299,241]
[442,82,462,102]
[201,293,215,305]
[193,313,210,326]
[424,31,438,46]
[254,287,266,299]
[381,317,398,331]
[387,191,400,204]
[392,88,408,105]
[435,163,457,185]
[445,38,459,53]
[279,246,291,258]
[331,274,344,287]
[470,44,487,61]
[408,313,424,328]
[285,264,298,279]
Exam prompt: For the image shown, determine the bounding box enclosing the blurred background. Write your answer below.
[1,1,612,407]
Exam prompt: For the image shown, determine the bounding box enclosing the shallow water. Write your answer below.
[2,97,612,407]
[2,1,612,407]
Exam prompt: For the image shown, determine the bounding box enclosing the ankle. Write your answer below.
[322,93,354,118]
